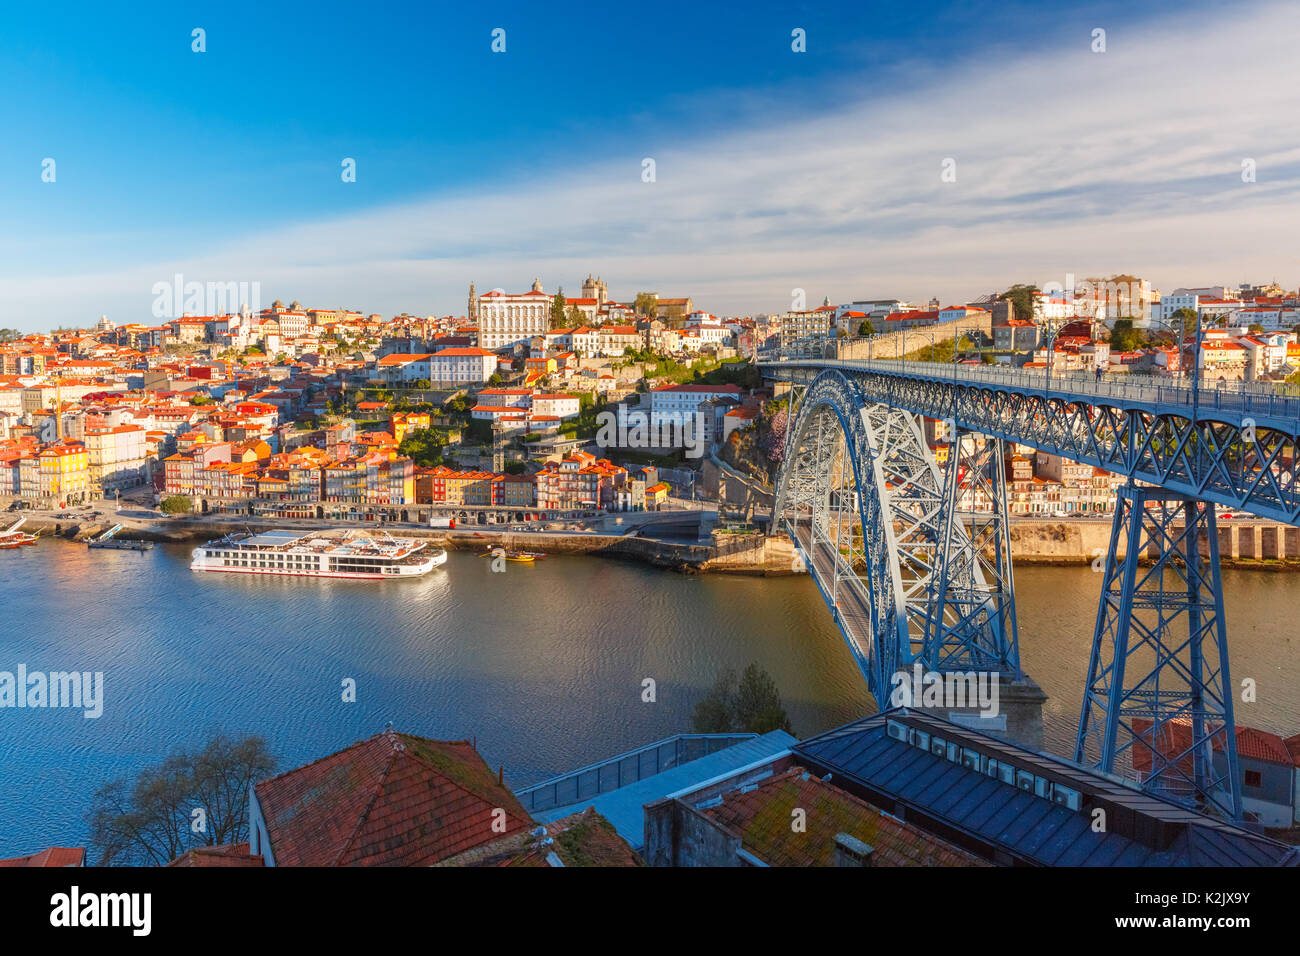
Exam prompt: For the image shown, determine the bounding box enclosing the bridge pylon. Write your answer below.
[926,428,1021,677]
[1074,484,1243,821]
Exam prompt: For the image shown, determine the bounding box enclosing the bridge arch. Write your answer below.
[774,371,907,695]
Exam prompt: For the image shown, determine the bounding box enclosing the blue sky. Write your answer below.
[2,0,1296,328]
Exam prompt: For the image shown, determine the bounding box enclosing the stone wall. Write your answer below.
[834,312,996,362]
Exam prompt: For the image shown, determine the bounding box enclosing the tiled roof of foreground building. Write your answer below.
[253,731,534,866]
[701,767,987,867]
[436,807,644,867]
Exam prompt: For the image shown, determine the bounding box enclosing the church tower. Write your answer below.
[468,282,478,322]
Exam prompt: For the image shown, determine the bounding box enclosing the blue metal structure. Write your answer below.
[764,357,1300,821]
[1075,486,1241,820]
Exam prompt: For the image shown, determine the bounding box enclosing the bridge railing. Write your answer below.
[777,358,1300,423]
[512,733,758,814]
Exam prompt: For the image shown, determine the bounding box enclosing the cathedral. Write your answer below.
[581,274,609,308]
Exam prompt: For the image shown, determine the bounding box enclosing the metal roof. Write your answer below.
[531,731,798,850]
[794,710,1298,867]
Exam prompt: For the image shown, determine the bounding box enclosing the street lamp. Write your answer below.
[1041,317,1063,397]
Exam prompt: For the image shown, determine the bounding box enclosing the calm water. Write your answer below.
[0,541,1297,857]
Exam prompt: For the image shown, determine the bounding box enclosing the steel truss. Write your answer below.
[927,429,1020,675]
[1074,485,1242,820]
[772,372,1022,704]
[767,362,1300,523]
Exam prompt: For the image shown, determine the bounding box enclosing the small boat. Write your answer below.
[479,549,544,563]
[0,519,37,549]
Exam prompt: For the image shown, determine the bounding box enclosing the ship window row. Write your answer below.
[216,553,321,569]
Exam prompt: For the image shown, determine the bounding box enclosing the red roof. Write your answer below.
[0,846,85,867]
[167,842,264,867]
[253,731,533,866]
[1132,718,1294,776]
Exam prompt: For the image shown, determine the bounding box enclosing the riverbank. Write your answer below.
[15,513,1300,573]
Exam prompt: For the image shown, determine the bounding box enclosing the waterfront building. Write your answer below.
[33,442,90,504]
[535,452,625,510]
[83,423,147,494]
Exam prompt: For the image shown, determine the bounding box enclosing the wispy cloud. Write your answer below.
[5,0,1299,328]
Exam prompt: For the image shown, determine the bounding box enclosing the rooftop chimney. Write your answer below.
[833,833,875,867]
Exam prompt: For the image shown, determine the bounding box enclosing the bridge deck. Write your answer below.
[791,522,878,678]
[772,358,1300,427]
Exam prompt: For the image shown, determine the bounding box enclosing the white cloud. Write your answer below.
[4,0,1299,329]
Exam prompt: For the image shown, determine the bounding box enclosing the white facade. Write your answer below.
[648,384,744,428]
[531,393,581,420]
[476,279,552,350]
[428,348,497,386]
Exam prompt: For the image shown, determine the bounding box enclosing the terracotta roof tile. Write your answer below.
[254,731,532,866]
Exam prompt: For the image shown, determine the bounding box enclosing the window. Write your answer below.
[1244,770,1262,788]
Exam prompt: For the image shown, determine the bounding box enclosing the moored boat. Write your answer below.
[191,528,447,579]
[0,519,37,549]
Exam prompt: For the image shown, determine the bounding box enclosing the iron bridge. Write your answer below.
[763,357,1300,822]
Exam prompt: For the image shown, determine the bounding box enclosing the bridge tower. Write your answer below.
[1074,484,1242,821]
[771,372,1042,745]
[926,428,1020,676]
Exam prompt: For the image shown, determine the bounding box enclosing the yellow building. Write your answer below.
[390,412,432,445]
[37,442,90,504]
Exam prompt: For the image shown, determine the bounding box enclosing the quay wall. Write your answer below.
[19,514,1300,573]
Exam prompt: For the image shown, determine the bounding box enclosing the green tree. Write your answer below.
[634,292,658,318]
[857,318,875,337]
[159,495,192,514]
[1109,317,1142,352]
[566,303,584,327]
[398,427,449,467]
[998,283,1038,322]
[692,663,793,735]
[551,289,567,327]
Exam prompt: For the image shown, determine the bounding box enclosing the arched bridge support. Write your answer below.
[773,370,1042,745]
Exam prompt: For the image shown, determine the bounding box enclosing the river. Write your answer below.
[0,540,1296,857]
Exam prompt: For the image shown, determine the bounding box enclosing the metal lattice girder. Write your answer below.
[1074,485,1242,821]
[771,371,1021,704]
[764,360,1300,524]
[927,430,1021,675]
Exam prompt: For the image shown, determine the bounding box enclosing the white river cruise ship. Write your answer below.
[190,529,447,579]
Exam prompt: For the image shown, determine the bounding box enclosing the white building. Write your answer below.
[531,393,581,420]
[648,383,744,429]
[476,279,553,351]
